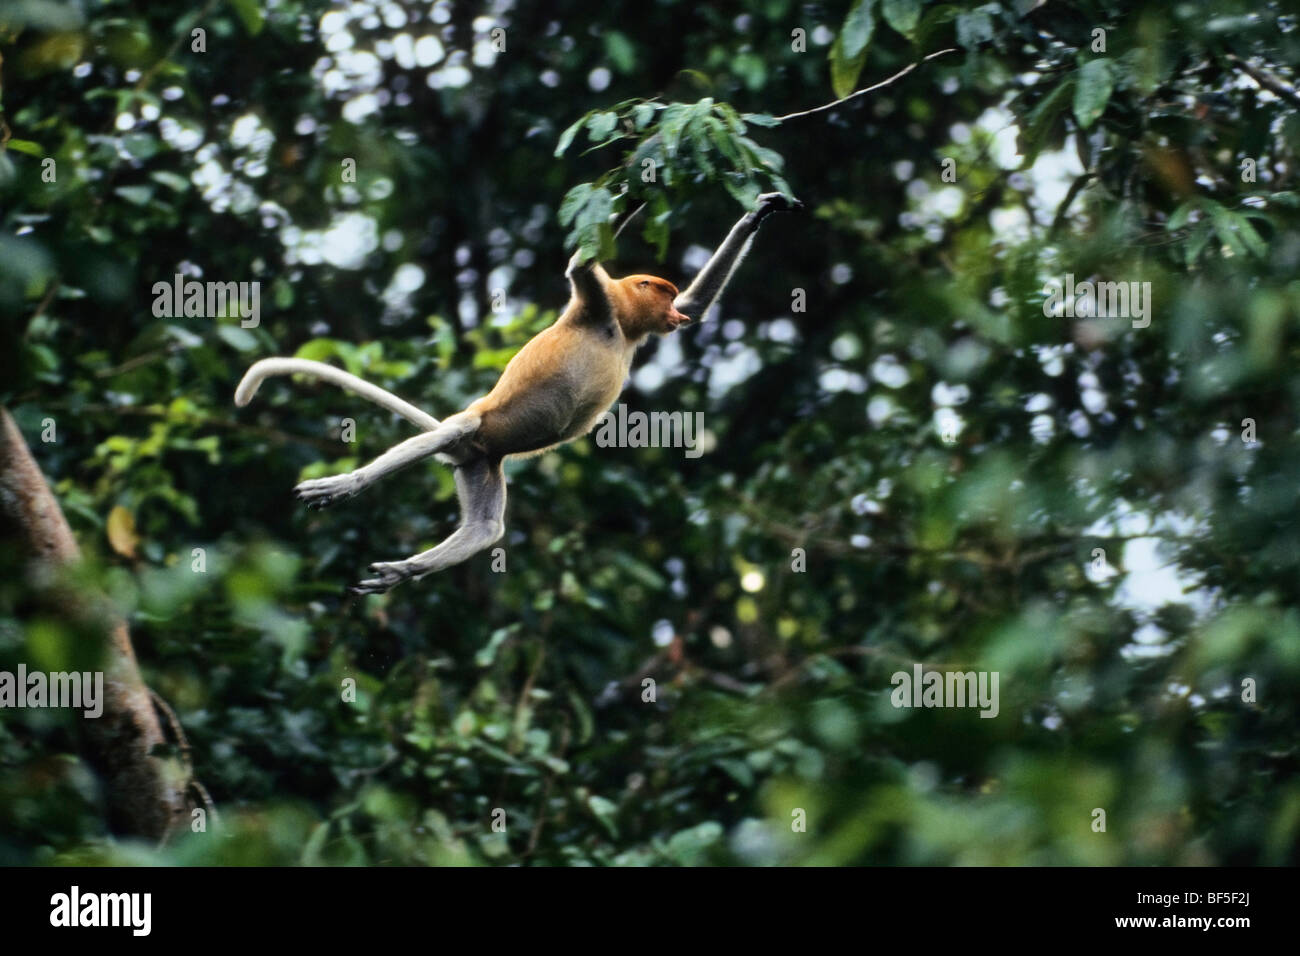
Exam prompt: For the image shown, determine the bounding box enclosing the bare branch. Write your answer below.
[772,49,960,123]
[1226,53,1300,109]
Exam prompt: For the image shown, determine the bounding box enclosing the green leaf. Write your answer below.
[578,188,613,234]
[705,117,743,168]
[150,170,190,193]
[1073,59,1113,129]
[228,0,265,35]
[611,552,667,589]
[595,219,616,262]
[604,31,636,73]
[294,338,343,362]
[644,192,672,259]
[567,689,595,745]
[6,139,43,156]
[955,5,996,48]
[747,141,786,172]
[916,3,961,50]
[663,822,724,864]
[829,31,870,100]
[1018,77,1074,165]
[882,0,921,36]
[475,627,515,667]
[1210,206,1266,258]
[558,183,594,226]
[717,103,748,133]
[554,114,587,157]
[586,111,619,142]
[273,277,294,309]
[1166,199,1199,232]
[658,103,691,158]
[717,758,755,787]
[568,187,615,261]
[1263,191,1300,208]
[1232,213,1267,258]
[1183,221,1210,266]
[723,173,761,207]
[839,0,877,60]
[632,103,660,130]
[114,185,154,206]
[121,132,160,160]
[0,1,84,29]
[587,795,619,838]
[217,325,258,352]
[692,132,715,178]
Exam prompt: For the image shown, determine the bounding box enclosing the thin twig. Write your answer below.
[1050,172,1095,237]
[187,778,220,828]
[1226,53,1300,109]
[29,281,59,323]
[772,49,960,122]
[96,345,184,378]
[149,688,193,774]
[764,645,972,694]
[509,640,546,755]
[613,200,648,241]
[134,0,222,93]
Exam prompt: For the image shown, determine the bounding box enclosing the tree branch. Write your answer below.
[1226,53,1300,109]
[772,49,960,123]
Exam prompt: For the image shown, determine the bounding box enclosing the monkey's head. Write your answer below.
[616,275,690,338]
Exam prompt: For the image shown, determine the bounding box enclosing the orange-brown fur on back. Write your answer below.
[465,271,686,462]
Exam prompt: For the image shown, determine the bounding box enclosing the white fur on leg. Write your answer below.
[348,457,507,594]
[349,520,504,594]
[294,413,480,508]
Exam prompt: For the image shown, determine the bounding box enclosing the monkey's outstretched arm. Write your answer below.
[673,192,801,322]
[236,358,442,431]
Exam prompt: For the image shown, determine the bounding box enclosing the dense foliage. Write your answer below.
[2,0,1298,865]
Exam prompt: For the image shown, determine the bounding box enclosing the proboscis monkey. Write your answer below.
[235,192,799,592]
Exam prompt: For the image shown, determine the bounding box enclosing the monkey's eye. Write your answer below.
[638,280,650,288]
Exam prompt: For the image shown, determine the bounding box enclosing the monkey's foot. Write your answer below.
[348,560,411,595]
[294,474,361,509]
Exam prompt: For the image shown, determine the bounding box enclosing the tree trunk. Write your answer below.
[0,408,188,841]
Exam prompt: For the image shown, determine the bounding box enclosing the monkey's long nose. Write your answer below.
[667,305,691,327]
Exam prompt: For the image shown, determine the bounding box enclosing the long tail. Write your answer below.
[234,358,441,431]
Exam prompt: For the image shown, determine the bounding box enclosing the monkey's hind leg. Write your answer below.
[295,412,480,508]
[349,457,506,594]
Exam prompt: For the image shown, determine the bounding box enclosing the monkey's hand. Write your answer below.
[565,247,598,279]
[754,191,803,222]
[349,560,410,595]
[294,473,363,509]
